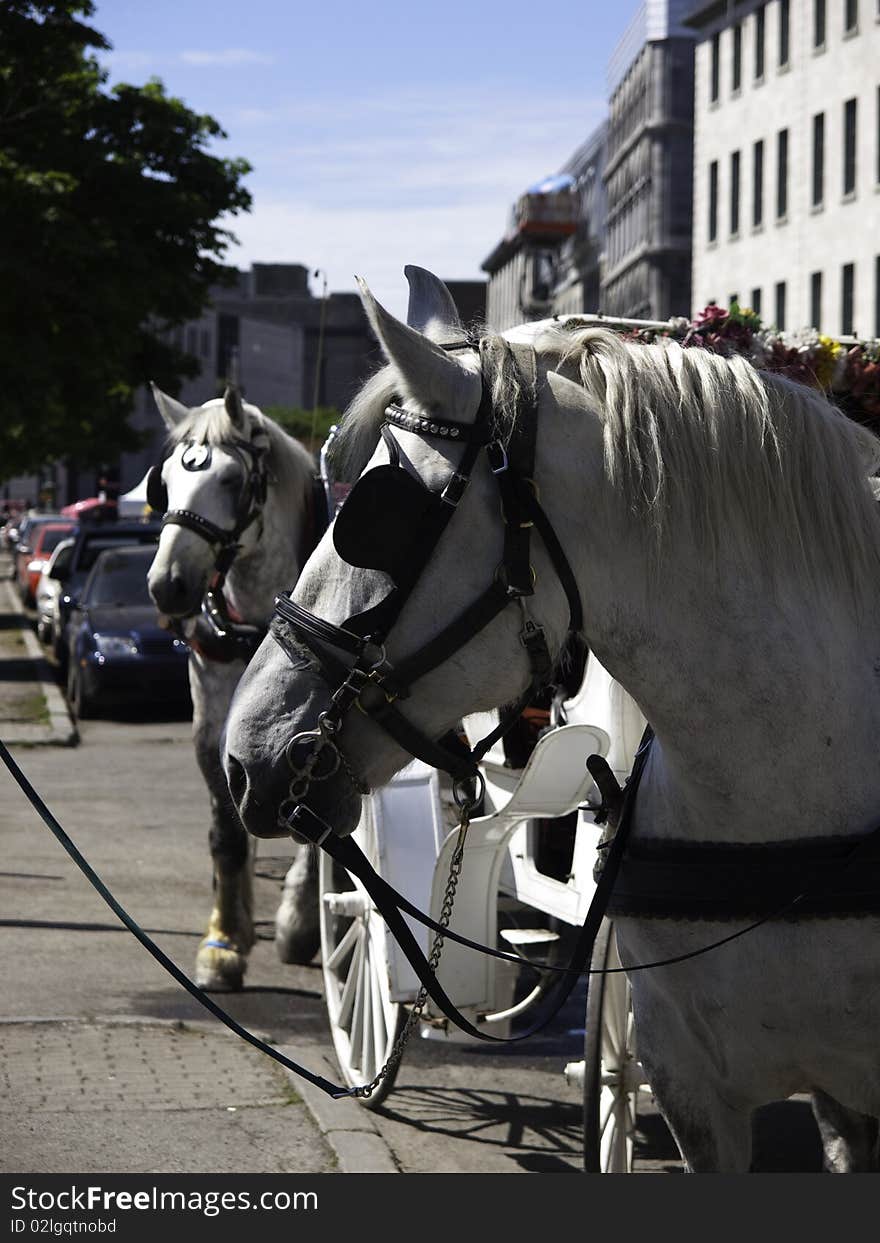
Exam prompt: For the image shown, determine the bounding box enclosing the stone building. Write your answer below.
[481,124,607,332]
[686,0,880,336]
[602,0,697,319]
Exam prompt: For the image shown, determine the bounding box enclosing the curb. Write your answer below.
[277,1044,401,1174]
[0,575,78,747]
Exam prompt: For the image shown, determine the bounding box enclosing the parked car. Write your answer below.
[53,520,162,668]
[16,521,76,606]
[35,537,76,646]
[66,545,190,719]
[9,513,65,582]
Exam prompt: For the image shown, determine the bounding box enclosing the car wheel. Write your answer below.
[67,666,97,720]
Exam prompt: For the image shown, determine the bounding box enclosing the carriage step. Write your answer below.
[499,928,560,946]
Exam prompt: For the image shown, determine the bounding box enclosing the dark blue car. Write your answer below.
[66,545,190,719]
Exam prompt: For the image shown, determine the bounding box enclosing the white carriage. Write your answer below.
[318,650,653,1172]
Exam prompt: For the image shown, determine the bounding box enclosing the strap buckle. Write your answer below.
[441,473,468,507]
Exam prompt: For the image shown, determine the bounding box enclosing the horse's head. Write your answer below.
[222,266,581,841]
[146,386,270,618]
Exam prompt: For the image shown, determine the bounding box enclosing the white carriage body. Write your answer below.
[349,655,646,1029]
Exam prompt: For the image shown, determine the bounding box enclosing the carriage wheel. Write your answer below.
[583,918,651,1172]
[318,814,405,1109]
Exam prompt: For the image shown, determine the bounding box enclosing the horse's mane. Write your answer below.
[534,325,880,597]
[333,323,880,598]
[168,399,316,504]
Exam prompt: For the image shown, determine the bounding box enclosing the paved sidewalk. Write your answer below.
[0,552,76,746]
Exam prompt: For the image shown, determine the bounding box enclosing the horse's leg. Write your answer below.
[190,660,255,992]
[647,1075,753,1172]
[275,844,320,964]
[811,1090,880,1173]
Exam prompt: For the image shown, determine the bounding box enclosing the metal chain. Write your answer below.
[349,810,471,1099]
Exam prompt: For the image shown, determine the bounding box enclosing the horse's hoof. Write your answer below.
[194,939,247,992]
[274,904,320,965]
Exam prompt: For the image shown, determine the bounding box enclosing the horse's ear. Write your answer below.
[151,383,190,430]
[356,276,477,410]
[224,385,247,430]
[404,265,462,343]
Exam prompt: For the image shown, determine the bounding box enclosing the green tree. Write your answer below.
[0,0,252,479]
[263,405,341,453]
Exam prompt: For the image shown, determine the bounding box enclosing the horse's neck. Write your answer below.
[581,541,880,844]
[224,473,310,627]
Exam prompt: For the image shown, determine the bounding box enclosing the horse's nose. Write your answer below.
[148,570,195,616]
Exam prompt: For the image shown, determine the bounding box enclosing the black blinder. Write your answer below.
[146,464,167,514]
[332,464,440,582]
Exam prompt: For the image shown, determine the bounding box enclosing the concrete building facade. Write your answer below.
[482,125,607,332]
[602,0,697,319]
[687,0,880,336]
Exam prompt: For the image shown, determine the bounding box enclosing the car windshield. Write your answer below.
[79,534,157,573]
[86,549,154,606]
[38,527,74,554]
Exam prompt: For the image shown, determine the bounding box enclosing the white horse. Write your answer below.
[147,386,324,990]
[221,267,880,1170]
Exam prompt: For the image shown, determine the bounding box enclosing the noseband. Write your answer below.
[270,340,585,842]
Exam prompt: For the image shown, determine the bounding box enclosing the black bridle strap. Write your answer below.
[275,595,368,660]
[161,508,238,548]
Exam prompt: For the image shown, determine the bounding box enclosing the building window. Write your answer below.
[710,32,720,101]
[814,0,826,45]
[708,160,719,241]
[753,139,764,226]
[841,264,855,334]
[751,287,762,316]
[812,113,825,206]
[730,150,741,234]
[755,4,766,78]
[844,0,858,32]
[810,271,823,329]
[775,280,787,330]
[777,128,789,218]
[844,98,857,195]
[875,255,880,337]
[732,23,742,90]
[779,0,790,65]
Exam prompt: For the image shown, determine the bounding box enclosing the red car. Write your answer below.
[17,521,77,606]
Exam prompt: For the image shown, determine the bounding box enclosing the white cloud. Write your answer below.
[180,48,275,66]
[219,81,605,316]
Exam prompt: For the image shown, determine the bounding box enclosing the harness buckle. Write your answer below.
[441,473,468,507]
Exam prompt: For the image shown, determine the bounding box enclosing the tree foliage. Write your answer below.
[263,405,341,453]
[0,0,252,479]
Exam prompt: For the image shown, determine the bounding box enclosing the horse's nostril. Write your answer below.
[226,755,248,807]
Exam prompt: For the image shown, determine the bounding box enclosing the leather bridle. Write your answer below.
[269,340,586,841]
[148,434,271,601]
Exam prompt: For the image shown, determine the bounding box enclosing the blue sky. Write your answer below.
[95,0,641,316]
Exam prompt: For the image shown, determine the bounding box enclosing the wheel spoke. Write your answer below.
[325,917,359,973]
[337,931,363,1029]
